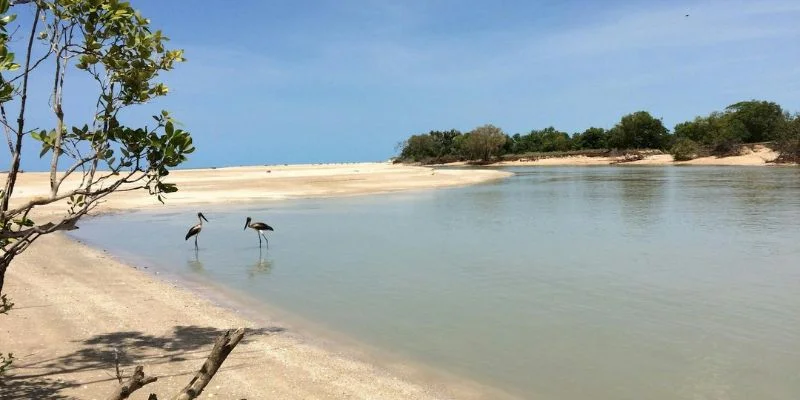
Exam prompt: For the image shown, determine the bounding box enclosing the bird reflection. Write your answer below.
[187,249,204,272]
[248,249,273,278]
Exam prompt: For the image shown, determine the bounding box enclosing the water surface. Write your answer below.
[71,166,800,399]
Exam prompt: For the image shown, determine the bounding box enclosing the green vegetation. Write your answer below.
[0,352,11,378]
[0,294,10,380]
[0,293,9,379]
[608,111,670,150]
[776,116,800,163]
[0,2,244,398]
[1,0,193,298]
[396,100,800,164]
[460,124,507,162]
[670,138,702,162]
[572,127,609,151]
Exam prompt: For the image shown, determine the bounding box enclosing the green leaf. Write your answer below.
[0,83,13,102]
[12,218,34,227]
[157,182,178,193]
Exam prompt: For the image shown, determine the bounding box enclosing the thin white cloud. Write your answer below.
[280,0,800,87]
[536,0,800,59]
[166,0,800,98]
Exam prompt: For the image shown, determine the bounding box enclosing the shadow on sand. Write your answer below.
[2,325,285,399]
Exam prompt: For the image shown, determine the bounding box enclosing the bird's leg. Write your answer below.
[261,233,269,249]
[257,231,262,248]
[194,235,198,250]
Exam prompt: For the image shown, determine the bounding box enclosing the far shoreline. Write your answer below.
[421,144,790,168]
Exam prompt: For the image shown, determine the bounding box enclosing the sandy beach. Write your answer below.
[487,145,781,167]
[1,163,515,400]
[6,162,512,213]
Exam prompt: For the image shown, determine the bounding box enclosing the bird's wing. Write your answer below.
[185,224,200,240]
[257,223,274,231]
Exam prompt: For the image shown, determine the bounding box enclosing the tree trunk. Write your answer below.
[0,260,7,298]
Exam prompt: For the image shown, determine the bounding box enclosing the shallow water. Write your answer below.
[71,166,800,399]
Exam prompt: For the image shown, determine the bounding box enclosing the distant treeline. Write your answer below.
[395,100,800,164]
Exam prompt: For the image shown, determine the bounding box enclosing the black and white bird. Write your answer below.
[185,212,209,249]
[244,217,274,248]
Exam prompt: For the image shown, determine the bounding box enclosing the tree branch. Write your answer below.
[8,17,58,85]
[50,25,71,196]
[2,188,89,220]
[56,153,97,188]
[172,328,245,400]
[114,348,122,384]
[1,0,195,301]
[7,50,55,84]
[1,162,148,246]
[102,329,245,400]
[1,211,80,240]
[1,4,41,213]
[0,102,15,153]
[105,365,157,400]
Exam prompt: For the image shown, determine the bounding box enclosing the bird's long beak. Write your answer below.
[201,213,208,222]
[244,218,249,230]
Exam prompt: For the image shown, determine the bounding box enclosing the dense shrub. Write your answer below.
[395,99,798,164]
[776,116,800,163]
[670,138,701,161]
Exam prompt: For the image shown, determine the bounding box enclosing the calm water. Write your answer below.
[71,166,800,400]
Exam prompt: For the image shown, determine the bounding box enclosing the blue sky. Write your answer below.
[7,0,800,170]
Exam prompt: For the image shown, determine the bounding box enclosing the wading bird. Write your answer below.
[185,212,209,249]
[244,217,274,248]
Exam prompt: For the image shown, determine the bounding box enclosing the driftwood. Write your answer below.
[105,365,157,400]
[171,328,245,400]
[105,328,246,400]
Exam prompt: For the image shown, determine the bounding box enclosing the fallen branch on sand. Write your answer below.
[106,328,245,400]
